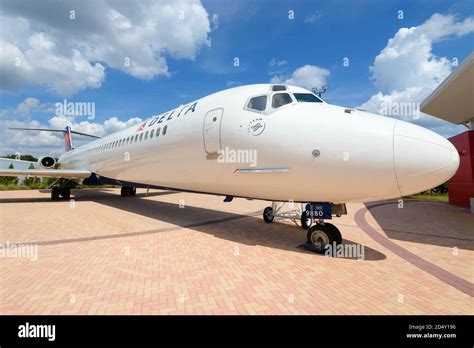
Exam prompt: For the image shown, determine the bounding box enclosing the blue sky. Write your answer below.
[0,0,473,156]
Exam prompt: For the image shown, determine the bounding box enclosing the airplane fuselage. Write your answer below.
[58,84,460,203]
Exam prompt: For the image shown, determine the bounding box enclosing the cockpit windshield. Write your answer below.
[293,93,323,103]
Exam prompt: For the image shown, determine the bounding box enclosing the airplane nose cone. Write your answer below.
[394,120,460,196]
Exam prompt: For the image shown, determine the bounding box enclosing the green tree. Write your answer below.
[0,163,18,186]
[2,154,38,162]
[22,163,36,187]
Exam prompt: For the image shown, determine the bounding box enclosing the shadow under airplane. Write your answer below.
[0,188,386,261]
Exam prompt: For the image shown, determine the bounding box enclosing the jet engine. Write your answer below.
[38,156,56,169]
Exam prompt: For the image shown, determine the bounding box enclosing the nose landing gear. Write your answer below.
[262,201,312,229]
[263,206,274,223]
[262,201,346,251]
[306,222,342,251]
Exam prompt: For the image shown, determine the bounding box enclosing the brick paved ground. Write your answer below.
[0,188,472,314]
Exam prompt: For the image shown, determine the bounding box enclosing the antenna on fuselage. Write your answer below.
[312,85,329,97]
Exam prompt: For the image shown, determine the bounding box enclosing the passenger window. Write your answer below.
[150,129,155,138]
[247,95,267,111]
[139,133,143,141]
[156,127,161,137]
[135,134,139,142]
[163,125,167,136]
[144,131,149,140]
[272,93,293,108]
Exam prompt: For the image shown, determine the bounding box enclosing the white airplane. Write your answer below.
[1,84,460,250]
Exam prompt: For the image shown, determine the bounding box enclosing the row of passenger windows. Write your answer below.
[86,125,168,153]
[247,92,323,112]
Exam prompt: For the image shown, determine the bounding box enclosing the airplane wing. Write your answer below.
[0,169,92,179]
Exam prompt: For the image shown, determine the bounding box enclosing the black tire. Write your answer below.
[306,224,335,251]
[324,223,343,245]
[61,188,71,200]
[121,187,129,197]
[263,206,274,223]
[300,210,312,230]
[51,187,61,201]
[131,187,136,196]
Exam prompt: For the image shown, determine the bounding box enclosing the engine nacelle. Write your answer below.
[38,156,56,169]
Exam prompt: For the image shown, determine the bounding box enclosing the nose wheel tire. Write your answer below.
[300,210,313,229]
[306,224,338,252]
[324,222,343,245]
[263,206,274,223]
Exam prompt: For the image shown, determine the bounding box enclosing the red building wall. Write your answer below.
[448,130,474,208]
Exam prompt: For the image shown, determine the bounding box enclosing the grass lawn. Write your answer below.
[404,193,449,203]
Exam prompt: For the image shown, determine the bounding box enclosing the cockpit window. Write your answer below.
[247,95,267,111]
[272,85,287,91]
[272,93,293,108]
[294,93,323,103]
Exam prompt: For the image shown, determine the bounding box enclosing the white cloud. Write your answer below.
[211,13,219,30]
[0,97,54,118]
[368,14,473,93]
[0,98,143,157]
[0,119,64,157]
[359,13,474,136]
[16,98,40,114]
[271,64,329,90]
[0,0,214,96]
[15,97,56,115]
[48,114,142,137]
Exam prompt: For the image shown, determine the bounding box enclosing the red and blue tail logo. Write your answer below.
[137,121,147,132]
[64,126,74,151]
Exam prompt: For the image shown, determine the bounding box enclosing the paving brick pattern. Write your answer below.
[0,189,472,314]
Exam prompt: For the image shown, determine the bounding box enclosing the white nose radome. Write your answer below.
[393,120,460,196]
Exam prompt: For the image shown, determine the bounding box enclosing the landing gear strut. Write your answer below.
[262,201,312,229]
[262,201,346,251]
[121,186,136,197]
[51,187,71,201]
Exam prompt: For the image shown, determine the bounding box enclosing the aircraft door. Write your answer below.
[203,108,223,156]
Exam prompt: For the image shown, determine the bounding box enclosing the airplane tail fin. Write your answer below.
[9,126,100,152]
[64,126,74,151]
